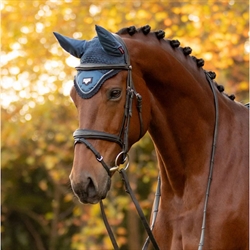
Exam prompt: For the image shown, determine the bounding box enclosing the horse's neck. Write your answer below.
[127,36,218,197]
[146,60,215,198]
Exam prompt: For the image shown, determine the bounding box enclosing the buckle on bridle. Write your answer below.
[96,155,104,162]
[110,151,130,172]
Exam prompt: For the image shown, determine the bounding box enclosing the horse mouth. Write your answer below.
[73,187,110,204]
[77,193,108,204]
[71,177,111,204]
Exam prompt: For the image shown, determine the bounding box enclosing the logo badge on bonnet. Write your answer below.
[82,77,93,85]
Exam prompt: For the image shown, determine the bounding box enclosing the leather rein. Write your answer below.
[72,34,219,250]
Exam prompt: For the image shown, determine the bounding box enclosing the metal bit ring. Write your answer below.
[110,151,130,172]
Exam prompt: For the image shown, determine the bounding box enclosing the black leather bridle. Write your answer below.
[72,35,160,250]
[73,35,143,176]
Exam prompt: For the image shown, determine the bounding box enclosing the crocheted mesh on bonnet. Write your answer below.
[81,56,111,74]
[79,37,125,73]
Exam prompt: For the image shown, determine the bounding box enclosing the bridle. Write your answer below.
[72,33,219,250]
[73,34,143,176]
[72,34,160,250]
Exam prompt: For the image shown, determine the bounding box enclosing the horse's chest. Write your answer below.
[155,206,248,250]
[154,209,201,250]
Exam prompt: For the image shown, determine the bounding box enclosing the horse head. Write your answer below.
[54,26,151,204]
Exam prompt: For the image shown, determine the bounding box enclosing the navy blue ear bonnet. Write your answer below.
[54,26,126,99]
[74,37,125,99]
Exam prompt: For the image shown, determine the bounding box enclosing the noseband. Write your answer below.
[73,34,143,176]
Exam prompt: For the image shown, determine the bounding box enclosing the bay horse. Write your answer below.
[54,25,249,249]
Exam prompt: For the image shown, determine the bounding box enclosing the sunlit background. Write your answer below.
[1,1,249,250]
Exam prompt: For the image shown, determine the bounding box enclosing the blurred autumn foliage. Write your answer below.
[1,1,249,250]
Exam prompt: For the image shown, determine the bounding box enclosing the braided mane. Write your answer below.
[117,25,235,101]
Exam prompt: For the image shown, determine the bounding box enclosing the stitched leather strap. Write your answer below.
[76,63,130,71]
[142,175,161,250]
[198,71,219,250]
[119,169,160,250]
[100,201,119,250]
[73,129,123,148]
[74,137,111,176]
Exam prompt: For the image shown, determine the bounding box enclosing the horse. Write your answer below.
[54,25,249,250]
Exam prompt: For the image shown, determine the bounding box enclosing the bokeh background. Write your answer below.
[1,1,249,249]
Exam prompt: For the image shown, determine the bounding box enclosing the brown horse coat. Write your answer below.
[56,25,249,249]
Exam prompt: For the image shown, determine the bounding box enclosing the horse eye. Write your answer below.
[109,89,122,100]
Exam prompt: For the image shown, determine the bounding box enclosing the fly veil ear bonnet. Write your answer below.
[53,25,127,99]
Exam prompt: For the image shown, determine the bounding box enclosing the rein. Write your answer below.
[100,170,161,250]
[198,71,219,250]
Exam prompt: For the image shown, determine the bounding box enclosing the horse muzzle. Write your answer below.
[70,174,111,204]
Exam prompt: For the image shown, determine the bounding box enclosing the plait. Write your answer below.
[217,84,225,92]
[170,40,180,48]
[155,30,165,39]
[196,58,205,67]
[183,47,192,56]
[229,94,235,101]
[207,71,216,80]
[141,25,151,35]
[127,26,137,36]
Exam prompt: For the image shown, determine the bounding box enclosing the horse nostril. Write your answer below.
[72,177,98,202]
[86,177,97,197]
[72,183,83,199]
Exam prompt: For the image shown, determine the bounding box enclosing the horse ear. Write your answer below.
[95,25,124,57]
[53,32,86,58]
